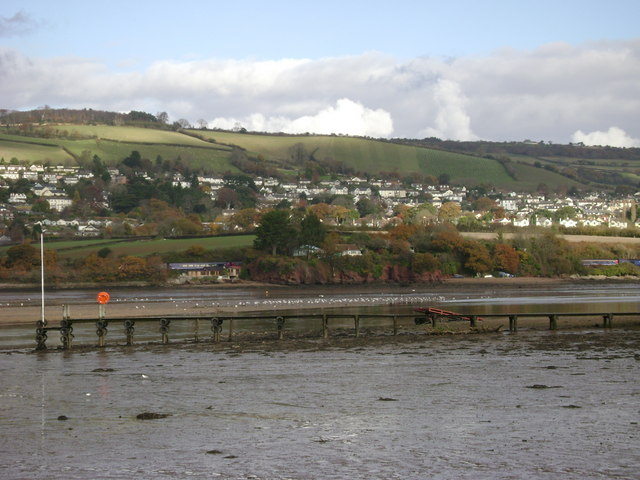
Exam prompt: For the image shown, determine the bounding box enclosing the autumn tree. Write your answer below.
[216,187,238,209]
[229,208,260,231]
[308,203,333,222]
[412,252,440,273]
[5,244,38,271]
[493,243,519,274]
[82,253,117,282]
[117,256,147,280]
[474,196,496,212]
[438,202,462,222]
[462,240,492,275]
[430,229,465,253]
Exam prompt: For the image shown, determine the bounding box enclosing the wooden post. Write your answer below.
[393,315,398,336]
[211,317,223,343]
[603,313,613,328]
[97,304,107,347]
[549,314,558,330]
[124,319,135,346]
[276,316,285,340]
[322,314,328,338]
[509,315,518,332]
[469,315,477,328]
[194,318,199,342]
[228,318,234,341]
[160,318,170,344]
[355,315,360,337]
[35,320,48,351]
[430,313,437,328]
[61,304,73,349]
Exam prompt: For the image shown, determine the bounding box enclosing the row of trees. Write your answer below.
[2,222,640,285]
[0,243,168,284]
[249,207,631,278]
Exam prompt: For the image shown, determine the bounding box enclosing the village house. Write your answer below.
[167,262,242,280]
[336,244,362,256]
[608,219,629,229]
[378,187,407,199]
[8,193,27,204]
[513,217,530,227]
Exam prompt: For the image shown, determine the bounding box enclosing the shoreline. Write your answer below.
[1,274,637,292]
[1,276,638,327]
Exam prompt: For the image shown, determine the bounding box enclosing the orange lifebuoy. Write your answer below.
[97,291,110,304]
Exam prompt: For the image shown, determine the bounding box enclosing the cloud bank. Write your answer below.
[209,98,394,138]
[1,39,639,145]
[571,127,640,148]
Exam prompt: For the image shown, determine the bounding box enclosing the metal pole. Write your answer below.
[40,233,45,326]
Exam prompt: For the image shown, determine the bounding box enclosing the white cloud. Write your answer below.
[571,126,640,148]
[420,79,478,141]
[1,40,639,143]
[210,98,393,137]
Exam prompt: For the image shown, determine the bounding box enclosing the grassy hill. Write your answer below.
[195,130,514,183]
[0,235,256,260]
[0,118,603,191]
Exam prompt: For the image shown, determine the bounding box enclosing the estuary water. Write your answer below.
[1,282,639,479]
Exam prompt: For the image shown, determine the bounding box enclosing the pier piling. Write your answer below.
[124,319,135,346]
[276,316,285,340]
[30,308,640,351]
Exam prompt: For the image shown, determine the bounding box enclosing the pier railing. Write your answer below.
[34,308,640,351]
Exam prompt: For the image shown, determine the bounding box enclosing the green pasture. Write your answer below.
[1,126,237,170]
[0,123,607,189]
[43,125,211,146]
[59,138,236,171]
[0,134,74,164]
[193,130,514,184]
[0,235,256,260]
[510,163,582,191]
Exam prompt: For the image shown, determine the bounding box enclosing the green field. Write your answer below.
[0,134,74,164]
[0,235,256,260]
[0,123,600,190]
[192,130,520,185]
[0,125,237,170]
[48,125,212,146]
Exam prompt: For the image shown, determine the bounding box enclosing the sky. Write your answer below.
[1,0,639,146]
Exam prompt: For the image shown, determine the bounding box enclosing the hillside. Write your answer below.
[2,107,637,191]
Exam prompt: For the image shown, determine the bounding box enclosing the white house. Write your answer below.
[559,218,578,228]
[337,244,362,256]
[513,217,530,227]
[8,193,26,204]
[609,219,628,229]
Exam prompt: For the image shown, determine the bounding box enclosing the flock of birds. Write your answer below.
[117,293,449,312]
[4,293,450,312]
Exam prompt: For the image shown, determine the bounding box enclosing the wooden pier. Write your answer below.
[33,305,640,351]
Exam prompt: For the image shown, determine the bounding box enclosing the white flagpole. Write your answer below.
[40,232,45,324]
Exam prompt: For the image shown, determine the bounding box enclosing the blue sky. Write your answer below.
[1,0,640,145]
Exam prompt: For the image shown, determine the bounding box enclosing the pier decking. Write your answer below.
[33,306,640,351]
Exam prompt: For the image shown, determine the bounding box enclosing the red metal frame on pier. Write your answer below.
[415,307,484,322]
